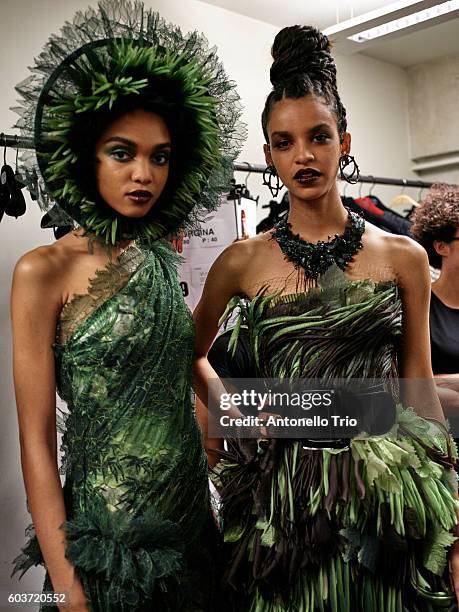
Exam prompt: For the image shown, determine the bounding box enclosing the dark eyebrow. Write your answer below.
[309,123,333,133]
[153,142,172,150]
[103,136,172,149]
[270,123,333,139]
[270,131,290,139]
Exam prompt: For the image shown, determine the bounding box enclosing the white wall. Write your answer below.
[0,0,418,604]
[336,51,417,203]
[407,54,459,185]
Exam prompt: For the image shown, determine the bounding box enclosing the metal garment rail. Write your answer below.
[0,133,34,149]
[1,133,434,189]
[233,161,434,189]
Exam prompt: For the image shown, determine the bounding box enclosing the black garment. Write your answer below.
[341,196,412,236]
[342,196,395,233]
[369,195,412,236]
[257,193,289,234]
[208,328,256,379]
[208,328,260,422]
[430,291,459,374]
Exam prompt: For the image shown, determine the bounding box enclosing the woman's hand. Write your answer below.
[436,376,459,394]
[436,383,459,418]
[59,575,89,612]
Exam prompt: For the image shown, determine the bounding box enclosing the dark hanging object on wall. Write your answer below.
[0,140,10,222]
[0,178,6,224]
[1,140,26,219]
[227,178,258,203]
[53,226,73,239]
[257,192,290,233]
[40,209,73,240]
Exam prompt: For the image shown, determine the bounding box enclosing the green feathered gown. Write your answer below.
[13,241,219,611]
[213,265,458,612]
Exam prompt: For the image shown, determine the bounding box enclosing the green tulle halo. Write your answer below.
[13,0,245,245]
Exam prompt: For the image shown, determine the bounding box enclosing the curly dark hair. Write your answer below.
[410,183,459,269]
[261,25,347,143]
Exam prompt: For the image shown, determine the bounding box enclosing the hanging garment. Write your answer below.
[13,241,221,612]
[369,195,412,236]
[257,192,289,234]
[213,266,457,612]
[354,196,384,216]
[430,291,459,375]
[342,196,395,233]
[343,196,412,236]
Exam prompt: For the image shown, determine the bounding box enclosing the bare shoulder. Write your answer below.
[358,223,427,282]
[15,244,62,280]
[211,233,269,274]
[14,241,69,288]
[201,233,272,299]
[382,232,429,282]
[12,234,82,306]
[384,232,427,261]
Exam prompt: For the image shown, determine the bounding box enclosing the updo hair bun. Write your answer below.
[270,25,336,87]
[262,24,347,142]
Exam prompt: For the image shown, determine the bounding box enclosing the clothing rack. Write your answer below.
[233,161,434,189]
[1,132,434,189]
[1,133,34,149]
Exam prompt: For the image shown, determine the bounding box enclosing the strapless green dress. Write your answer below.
[214,266,458,612]
[13,241,219,611]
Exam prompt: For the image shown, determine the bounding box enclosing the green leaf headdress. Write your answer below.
[13,0,245,245]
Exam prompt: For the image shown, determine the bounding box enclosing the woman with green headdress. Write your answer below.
[10,1,243,610]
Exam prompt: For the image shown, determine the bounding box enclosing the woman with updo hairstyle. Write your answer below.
[411,184,459,419]
[194,25,459,610]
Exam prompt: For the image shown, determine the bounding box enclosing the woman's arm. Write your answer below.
[193,243,248,460]
[394,238,445,422]
[393,238,459,601]
[195,395,222,468]
[11,250,88,611]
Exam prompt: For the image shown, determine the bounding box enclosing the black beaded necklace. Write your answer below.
[271,208,365,281]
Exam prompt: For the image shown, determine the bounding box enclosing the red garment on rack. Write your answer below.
[355,196,384,216]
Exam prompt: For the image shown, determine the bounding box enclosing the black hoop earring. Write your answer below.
[339,154,360,184]
[263,165,284,198]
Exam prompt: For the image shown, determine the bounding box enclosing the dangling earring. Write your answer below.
[263,164,284,198]
[339,154,360,184]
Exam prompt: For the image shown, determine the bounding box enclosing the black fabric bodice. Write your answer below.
[430,291,459,374]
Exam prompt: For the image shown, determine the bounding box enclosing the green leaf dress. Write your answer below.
[213,265,458,612]
[13,240,219,611]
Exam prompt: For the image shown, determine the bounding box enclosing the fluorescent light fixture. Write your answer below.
[324,0,434,38]
[324,0,459,53]
[349,0,459,42]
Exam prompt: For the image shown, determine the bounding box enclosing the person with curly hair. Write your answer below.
[411,184,459,418]
[194,24,459,611]
[9,1,243,610]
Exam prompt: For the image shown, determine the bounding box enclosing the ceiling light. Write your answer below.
[324,0,459,54]
[348,1,459,42]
